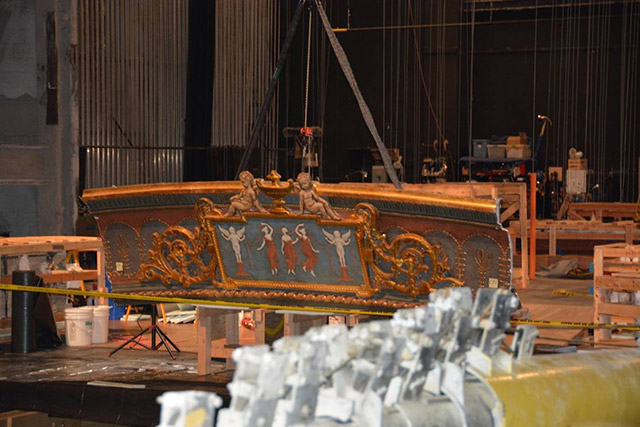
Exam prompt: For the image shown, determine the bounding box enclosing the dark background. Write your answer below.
[184,0,639,201]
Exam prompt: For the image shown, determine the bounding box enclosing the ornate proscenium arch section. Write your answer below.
[141,198,461,299]
[82,176,510,313]
[353,203,463,298]
[141,198,217,287]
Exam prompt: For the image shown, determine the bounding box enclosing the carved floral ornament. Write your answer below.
[140,171,463,300]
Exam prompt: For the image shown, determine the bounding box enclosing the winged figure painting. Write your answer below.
[218,226,246,263]
[322,229,351,268]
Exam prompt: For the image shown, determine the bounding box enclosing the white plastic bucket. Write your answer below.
[92,306,111,344]
[65,307,93,346]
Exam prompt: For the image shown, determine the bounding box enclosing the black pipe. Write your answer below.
[11,271,39,354]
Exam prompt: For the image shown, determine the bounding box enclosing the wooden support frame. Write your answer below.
[509,220,640,259]
[195,307,332,375]
[529,173,536,281]
[282,312,327,337]
[196,307,214,375]
[567,203,640,222]
[593,243,640,344]
[0,236,107,304]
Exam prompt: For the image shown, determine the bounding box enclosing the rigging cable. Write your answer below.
[235,0,306,178]
[440,0,446,161]
[531,0,538,171]
[467,0,477,177]
[455,0,463,181]
[630,1,640,202]
[382,0,386,152]
[394,3,400,150]
[628,1,639,201]
[402,1,409,170]
[302,6,313,175]
[583,0,593,186]
[316,0,402,188]
[544,0,556,176]
[303,7,312,129]
[316,2,331,182]
[620,1,629,199]
[629,2,640,198]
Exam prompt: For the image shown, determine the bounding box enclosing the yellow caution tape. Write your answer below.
[3,282,636,330]
[512,319,640,331]
[552,289,592,298]
[0,283,393,317]
[265,317,285,336]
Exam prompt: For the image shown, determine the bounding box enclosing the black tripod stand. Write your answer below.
[108,304,180,360]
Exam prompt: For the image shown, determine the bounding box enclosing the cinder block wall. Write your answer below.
[0,0,76,237]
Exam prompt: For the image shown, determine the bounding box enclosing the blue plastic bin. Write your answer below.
[472,139,490,158]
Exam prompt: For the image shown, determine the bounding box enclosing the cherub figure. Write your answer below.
[296,172,341,221]
[225,171,267,217]
[218,226,246,262]
[322,229,351,267]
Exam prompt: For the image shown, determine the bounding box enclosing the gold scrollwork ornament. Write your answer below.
[355,203,463,297]
[139,198,217,287]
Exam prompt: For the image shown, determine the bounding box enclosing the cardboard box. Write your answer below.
[548,166,563,182]
[507,136,521,146]
[507,132,528,145]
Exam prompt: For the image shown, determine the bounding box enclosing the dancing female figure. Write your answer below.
[257,223,279,275]
[280,227,298,275]
[295,224,319,277]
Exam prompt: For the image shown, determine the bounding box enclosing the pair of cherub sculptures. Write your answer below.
[225,171,341,220]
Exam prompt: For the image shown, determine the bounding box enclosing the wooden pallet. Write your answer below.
[593,243,640,344]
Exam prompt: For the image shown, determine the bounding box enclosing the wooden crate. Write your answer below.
[593,243,640,344]
[568,158,588,170]
[0,236,106,303]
